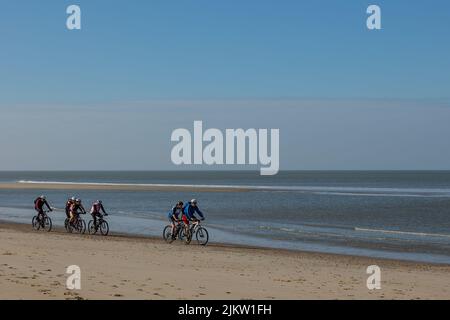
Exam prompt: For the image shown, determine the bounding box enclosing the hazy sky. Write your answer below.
[0,1,449,170]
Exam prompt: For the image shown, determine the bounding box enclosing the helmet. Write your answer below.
[190,199,197,205]
[177,201,184,206]
[97,200,102,204]
[40,195,46,200]
[76,198,81,203]
[71,196,76,201]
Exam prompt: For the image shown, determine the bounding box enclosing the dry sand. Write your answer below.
[0,222,449,300]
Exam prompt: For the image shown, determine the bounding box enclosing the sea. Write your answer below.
[0,171,449,264]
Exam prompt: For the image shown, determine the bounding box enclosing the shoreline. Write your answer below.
[1,221,450,299]
[2,219,450,268]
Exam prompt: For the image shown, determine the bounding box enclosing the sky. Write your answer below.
[0,0,449,170]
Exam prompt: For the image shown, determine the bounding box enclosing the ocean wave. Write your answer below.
[16,180,450,197]
[354,227,450,239]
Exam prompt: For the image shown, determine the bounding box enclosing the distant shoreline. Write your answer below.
[0,182,250,192]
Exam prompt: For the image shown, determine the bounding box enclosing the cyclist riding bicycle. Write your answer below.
[65,196,76,219]
[167,201,184,239]
[34,195,52,222]
[69,198,86,225]
[90,200,108,227]
[182,199,205,226]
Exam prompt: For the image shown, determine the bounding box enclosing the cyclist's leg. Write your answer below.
[69,211,76,225]
[37,209,44,222]
[182,215,190,235]
[93,213,98,228]
[169,218,178,239]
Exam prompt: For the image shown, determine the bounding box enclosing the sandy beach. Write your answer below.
[1,221,449,300]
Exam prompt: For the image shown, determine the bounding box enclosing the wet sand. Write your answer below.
[1,221,449,300]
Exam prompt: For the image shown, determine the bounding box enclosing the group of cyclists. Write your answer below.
[33,195,108,228]
[33,195,207,241]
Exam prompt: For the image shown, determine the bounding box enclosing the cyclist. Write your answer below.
[69,198,86,225]
[167,201,183,240]
[65,196,76,219]
[34,195,53,223]
[182,199,205,227]
[90,200,108,228]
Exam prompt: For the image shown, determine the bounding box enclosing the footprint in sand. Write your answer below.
[39,289,52,295]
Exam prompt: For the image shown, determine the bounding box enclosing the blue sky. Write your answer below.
[0,1,449,170]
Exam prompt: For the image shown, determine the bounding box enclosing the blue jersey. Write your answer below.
[183,203,204,220]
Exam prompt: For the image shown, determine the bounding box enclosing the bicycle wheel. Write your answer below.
[80,220,86,234]
[88,220,96,234]
[178,226,185,241]
[64,218,70,231]
[196,227,209,245]
[75,219,84,234]
[32,216,40,230]
[43,216,52,232]
[100,220,109,236]
[163,225,174,243]
[67,221,73,233]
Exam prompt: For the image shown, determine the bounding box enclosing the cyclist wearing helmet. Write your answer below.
[167,201,183,239]
[69,198,86,225]
[90,200,108,227]
[65,196,76,219]
[34,195,52,222]
[182,199,205,226]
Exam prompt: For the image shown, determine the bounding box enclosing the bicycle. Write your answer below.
[185,219,209,245]
[67,212,86,234]
[163,221,190,244]
[88,214,109,236]
[32,210,52,232]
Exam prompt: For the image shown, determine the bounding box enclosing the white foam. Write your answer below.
[16,180,450,197]
[355,227,450,239]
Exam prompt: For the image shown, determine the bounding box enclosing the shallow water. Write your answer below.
[1,171,450,264]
